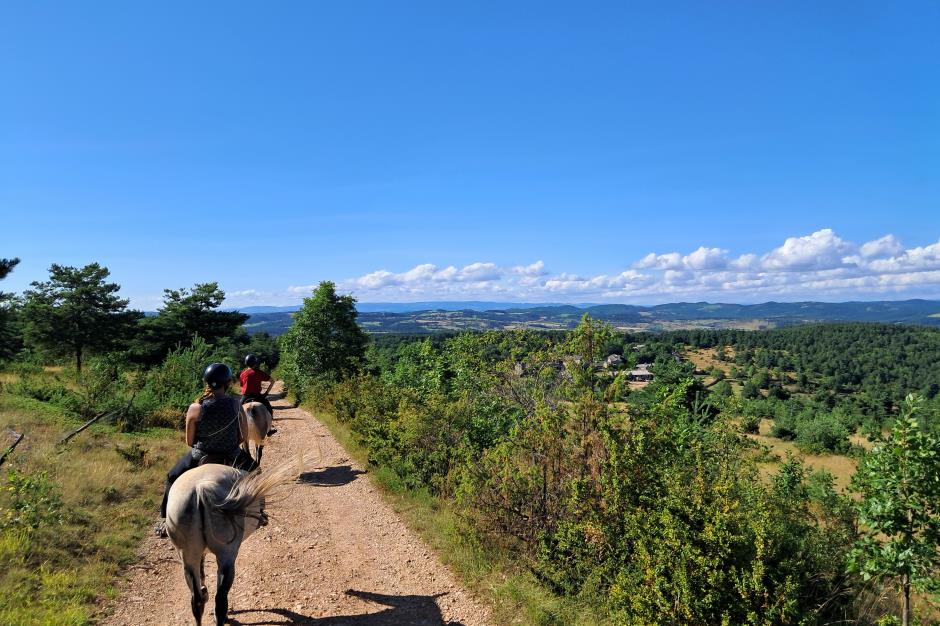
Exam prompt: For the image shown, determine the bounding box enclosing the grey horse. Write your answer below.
[165,459,297,625]
[239,401,273,465]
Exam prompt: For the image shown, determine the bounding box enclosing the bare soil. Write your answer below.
[100,385,491,626]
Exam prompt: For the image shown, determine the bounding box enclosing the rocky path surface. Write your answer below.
[101,385,491,626]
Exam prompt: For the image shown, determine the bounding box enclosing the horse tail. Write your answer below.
[214,455,304,517]
[244,402,271,444]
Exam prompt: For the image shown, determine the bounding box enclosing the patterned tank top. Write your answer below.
[193,396,240,455]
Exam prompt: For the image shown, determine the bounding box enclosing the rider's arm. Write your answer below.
[184,403,201,447]
[260,371,274,395]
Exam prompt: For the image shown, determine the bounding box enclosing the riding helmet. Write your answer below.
[244,354,259,368]
[203,363,233,389]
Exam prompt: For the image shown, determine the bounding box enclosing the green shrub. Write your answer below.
[130,337,223,430]
[0,469,64,532]
[740,413,760,434]
[5,372,76,412]
[795,412,850,454]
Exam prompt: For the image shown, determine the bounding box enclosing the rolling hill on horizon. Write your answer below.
[242,299,940,335]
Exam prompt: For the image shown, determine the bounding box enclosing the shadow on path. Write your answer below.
[229,589,465,626]
[298,465,366,487]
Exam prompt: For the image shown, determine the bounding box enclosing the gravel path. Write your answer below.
[101,385,491,626]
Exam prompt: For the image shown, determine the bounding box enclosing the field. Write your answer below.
[0,391,183,625]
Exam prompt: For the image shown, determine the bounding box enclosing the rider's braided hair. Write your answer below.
[195,380,229,404]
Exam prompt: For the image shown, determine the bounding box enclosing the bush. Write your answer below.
[795,412,850,454]
[740,413,760,434]
[0,469,64,532]
[4,371,77,412]
[130,337,224,430]
[771,410,799,440]
[69,354,130,419]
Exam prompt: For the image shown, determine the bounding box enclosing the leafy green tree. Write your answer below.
[741,379,761,400]
[132,282,248,365]
[0,257,21,361]
[279,281,368,398]
[22,263,140,371]
[850,394,940,626]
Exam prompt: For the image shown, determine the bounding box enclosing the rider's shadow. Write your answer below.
[298,465,366,487]
[229,589,466,625]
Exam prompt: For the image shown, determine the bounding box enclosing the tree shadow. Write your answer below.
[298,465,366,487]
[229,589,466,625]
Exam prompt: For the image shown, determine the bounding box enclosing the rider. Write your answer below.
[239,354,276,436]
[155,362,258,537]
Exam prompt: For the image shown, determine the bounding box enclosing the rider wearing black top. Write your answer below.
[156,363,257,536]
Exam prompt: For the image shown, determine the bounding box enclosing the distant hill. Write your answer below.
[235,301,574,314]
[242,299,940,336]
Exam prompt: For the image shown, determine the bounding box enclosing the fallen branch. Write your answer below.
[0,432,24,467]
[59,390,141,446]
[59,410,112,445]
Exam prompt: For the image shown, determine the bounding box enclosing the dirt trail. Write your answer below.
[102,385,491,626]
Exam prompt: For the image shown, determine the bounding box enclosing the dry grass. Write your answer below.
[0,393,184,625]
[747,418,860,492]
[684,347,731,376]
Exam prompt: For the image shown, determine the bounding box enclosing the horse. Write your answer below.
[165,459,298,626]
[239,401,273,465]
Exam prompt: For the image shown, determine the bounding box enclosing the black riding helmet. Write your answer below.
[244,354,259,368]
[203,363,233,389]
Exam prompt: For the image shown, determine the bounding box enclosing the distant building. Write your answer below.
[604,354,623,369]
[627,362,654,382]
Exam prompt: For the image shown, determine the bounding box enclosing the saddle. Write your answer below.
[196,452,233,466]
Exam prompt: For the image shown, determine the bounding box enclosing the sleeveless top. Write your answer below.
[193,395,241,455]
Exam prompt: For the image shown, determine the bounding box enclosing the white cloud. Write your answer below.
[273,230,940,304]
[683,247,728,270]
[511,260,547,276]
[760,229,855,271]
[867,239,940,273]
[634,252,683,270]
[860,234,904,259]
[458,262,502,282]
[230,289,261,298]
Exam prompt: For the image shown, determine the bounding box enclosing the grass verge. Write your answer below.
[0,393,185,625]
[305,404,606,626]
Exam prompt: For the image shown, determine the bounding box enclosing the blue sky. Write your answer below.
[1,2,938,308]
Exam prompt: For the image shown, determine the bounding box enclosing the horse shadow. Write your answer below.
[229,589,467,625]
[298,465,366,487]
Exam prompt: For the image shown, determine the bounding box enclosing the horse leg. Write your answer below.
[180,548,207,625]
[214,551,237,626]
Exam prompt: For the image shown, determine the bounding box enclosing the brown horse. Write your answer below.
[165,459,298,625]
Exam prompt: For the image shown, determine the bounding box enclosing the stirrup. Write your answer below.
[154,519,168,538]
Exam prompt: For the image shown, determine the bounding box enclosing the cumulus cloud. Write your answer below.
[634,252,683,270]
[860,234,904,259]
[276,230,940,304]
[511,260,547,276]
[760,229,855,271]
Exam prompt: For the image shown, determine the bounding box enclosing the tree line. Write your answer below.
[0,258,278,431]
[0,258,276,372]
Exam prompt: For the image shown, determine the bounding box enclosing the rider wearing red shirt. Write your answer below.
[239,354,277,435]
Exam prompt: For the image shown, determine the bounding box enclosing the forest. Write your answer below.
[1,260,939,625]
[281,285,940,625]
